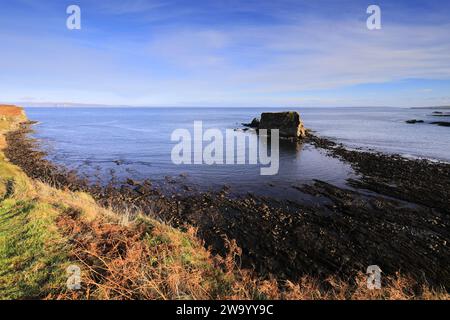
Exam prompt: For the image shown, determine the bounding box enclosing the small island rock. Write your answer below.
[259,111,307,138]
[405,119,424,124]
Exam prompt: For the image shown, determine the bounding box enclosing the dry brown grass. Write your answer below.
[50,206,449,300]
[54,210,228,300]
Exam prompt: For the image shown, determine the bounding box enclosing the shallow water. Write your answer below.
[24,106,449,199]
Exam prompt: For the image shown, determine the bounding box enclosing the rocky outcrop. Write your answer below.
[405,119,424,124]
[242,117,260,128]
[431,112,450,117]
[258,111,306,138]
[431,121,450,127]
[405,119,450,127]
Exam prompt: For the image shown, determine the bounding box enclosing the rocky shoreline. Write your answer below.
[4,120,450,290]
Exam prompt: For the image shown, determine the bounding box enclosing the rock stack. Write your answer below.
[244,111,307,139]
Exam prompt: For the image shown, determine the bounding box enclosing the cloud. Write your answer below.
[1,1,450,106]
[137,18,450,104]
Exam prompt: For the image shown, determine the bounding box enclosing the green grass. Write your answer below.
[0,149,69,299]
[0,196,68,299]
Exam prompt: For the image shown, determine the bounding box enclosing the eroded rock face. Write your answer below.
[259,111,306,138]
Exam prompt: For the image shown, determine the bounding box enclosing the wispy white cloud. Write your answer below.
[1,1,450,107]
[151,20,450,85]
[131,18,450,106]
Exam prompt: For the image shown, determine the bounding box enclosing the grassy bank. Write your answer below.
[0,105,448,300]
[0,105,237,299]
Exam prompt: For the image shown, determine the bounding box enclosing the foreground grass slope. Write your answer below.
[0,105,235,299]
[0,105,448,300]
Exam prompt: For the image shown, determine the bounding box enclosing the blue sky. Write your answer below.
[1,0,450,107]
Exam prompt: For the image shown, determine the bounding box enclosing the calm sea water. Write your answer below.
[24,107,449,199]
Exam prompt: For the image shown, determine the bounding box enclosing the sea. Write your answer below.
[24,106,450,200]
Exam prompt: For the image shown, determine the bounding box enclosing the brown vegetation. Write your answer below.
[0,105,25,117]
[52,206,450,300]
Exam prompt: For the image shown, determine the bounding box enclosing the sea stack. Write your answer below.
[258,111,307,139]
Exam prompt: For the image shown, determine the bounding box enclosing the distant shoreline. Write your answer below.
[411,106,450,109]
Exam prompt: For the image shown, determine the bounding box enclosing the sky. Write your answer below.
[1,0,450,107]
